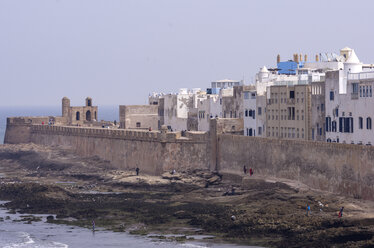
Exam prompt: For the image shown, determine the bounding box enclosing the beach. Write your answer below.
[0,143,373,247]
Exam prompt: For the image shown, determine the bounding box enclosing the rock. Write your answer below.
[162,172,182,180]
[47,215,54,221]
[207,175,221,185]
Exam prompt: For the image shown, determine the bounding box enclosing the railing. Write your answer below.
[287,99,295,105]
[348,71,374,81]
[351,93,359,100]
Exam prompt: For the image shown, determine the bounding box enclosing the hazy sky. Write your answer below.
[1,0,373,106]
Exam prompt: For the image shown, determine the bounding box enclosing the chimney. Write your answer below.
[304,54,307,62]
[316,54,319,62]
[295,53,299,63]
[299,53,303,62]
[277,54,280,64]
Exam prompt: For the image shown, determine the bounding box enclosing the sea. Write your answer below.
[0,202,257,248]
[0,107,258,247]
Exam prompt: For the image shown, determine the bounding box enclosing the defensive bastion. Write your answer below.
[4,116,374,201]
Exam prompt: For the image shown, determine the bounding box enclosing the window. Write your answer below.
[359,117,363,129]
[332,121,337,132]
[249,128,253,136]
[136,122,141,128]
[253,110,255,119]
[288,107,295,120]
[76,112,80,121]
[258,127,262,135]
[352,83,359,94]
[290,91,295,99]
[244,92,249,99]
[248,110,253,117]
[335,108,339,117]
[245,110,248,117]
[370,86,373,97]
[251,93,256,99]
[367,117,372,130]
[326,117,331,132]
[330,91,334,101]
[341,117,354,133]
[258,107,262,115]
[360,86,362,97]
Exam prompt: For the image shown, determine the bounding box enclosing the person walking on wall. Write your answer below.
[243,165,247,174]
[338,207,344,218]
[136,167,140,176]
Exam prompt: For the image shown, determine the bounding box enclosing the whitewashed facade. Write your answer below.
[325,48,374,145]
[243,86,257,136]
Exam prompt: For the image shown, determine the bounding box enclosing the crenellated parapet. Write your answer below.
[30,124,208,143]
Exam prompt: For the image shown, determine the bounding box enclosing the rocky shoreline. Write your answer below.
[0,143,374,247]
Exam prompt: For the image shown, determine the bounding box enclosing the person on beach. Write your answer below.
[338,207,344,218]
[92,220,95,232]
[136,167,139,176]
[306,204,311,216]
[243,165,247,174]
[249,168,253,176]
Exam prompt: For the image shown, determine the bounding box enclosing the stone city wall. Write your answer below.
[217,134,374,200]
[4,117,374,201]
[27,125,209,175]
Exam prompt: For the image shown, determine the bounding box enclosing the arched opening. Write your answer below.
[94,111,97,120]
[86,110,91,121]
[87,99,92,106]
[367,117,372,130]
[76,112,80,121]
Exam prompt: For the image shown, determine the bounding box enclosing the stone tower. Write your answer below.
[85,97,92,107]
[62,97,70,117]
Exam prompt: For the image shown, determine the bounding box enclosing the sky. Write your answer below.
[1,0,374,107]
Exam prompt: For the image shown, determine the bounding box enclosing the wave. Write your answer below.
[51,241,69,248]
[3,231,34,248]
[2,232,69,248]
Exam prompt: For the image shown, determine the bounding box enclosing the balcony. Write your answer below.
[287,99,295,105]
[348,71,374,81]
[351,92,359,100]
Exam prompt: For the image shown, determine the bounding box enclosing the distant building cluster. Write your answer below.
[123,47,374,145]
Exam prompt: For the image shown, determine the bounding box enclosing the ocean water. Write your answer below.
[0,204,257,248]
[0,106,119,144]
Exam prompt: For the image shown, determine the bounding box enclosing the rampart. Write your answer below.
[217,134,374,200]
[4,119,210,175]
[4,117,374,200]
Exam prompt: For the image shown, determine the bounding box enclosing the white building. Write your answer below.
[325,47,374,145]
[196,94,222,131]
[211,79,242,89]
[243,86,257,136]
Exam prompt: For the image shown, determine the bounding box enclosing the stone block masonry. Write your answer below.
[4,117,374,201]
[217,134,374,200]
[4,119,210,175]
